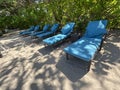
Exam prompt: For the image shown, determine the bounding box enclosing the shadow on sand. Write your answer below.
[92,30,120,75]
[56,55,88,82]
[0,30,120,90]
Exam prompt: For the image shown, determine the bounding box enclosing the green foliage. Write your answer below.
[0,0,120,35]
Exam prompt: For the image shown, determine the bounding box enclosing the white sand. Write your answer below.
[0,30,120,90]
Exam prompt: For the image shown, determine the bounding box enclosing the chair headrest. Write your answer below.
[61,22,75,35]
[50,24,59,32]
[84,20,108,38]
[43,24,50,32]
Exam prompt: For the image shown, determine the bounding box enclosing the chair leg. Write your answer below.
[87,61,91,71]
[0,52,2,58]
[99,39,104,51]
[44,43,48,48]
[66,53,69,60]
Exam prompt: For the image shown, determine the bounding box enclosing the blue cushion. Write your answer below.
[43,34,67,45]
[61,22,75,35]
[64,37,102,61]
[102,20,108,27]
[30,24,50,36]
[36,31,53,38]
[30,31,44,36]
[36,24,59,38]
[84,20,108,38]
[19,26,34,35]
[28,26,35,31]
[20,31,31,35]
[43,24,50,32]
[50,24,59,32]
[34,25,40,32]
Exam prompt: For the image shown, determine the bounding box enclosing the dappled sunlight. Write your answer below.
[92,32,120,75]
[89,30,120,90]
[0,0,120,89]
[0,30,120,90]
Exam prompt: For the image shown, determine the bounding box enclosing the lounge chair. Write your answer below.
[64,20,108,71]
[19,25,40,35]
[43,22,75,46]
[19,26,34,35]
[36,24,59,39]
[30,24,50,37]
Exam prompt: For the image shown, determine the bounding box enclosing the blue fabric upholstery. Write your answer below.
[64,20,108,62]
[43,34,67,45]
[42,24,50,32]
[30,24,50,36]
[33,25,40,32]
[19,26,34,35]
[43,22,75,45]
[50,24,59,33]
[36,31,53,38]
[36,24,59,38]
[64,37,102,61]
[20,31,32,35]
[19,25,40,35]
[61,22,75,35]
[84,20,108,39]
[30,31,44,36]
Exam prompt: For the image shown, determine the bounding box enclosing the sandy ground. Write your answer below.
[0,30,120,90]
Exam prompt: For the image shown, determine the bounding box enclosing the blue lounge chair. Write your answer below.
[19,26,34,35]
[64,20,108,71]
[19,25,40,35]
[43,22,75,46]
[36,24,59,39]
[30,24,50,36]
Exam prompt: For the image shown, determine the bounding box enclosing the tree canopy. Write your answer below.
[0,0,120,33]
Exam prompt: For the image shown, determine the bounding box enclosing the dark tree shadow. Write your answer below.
[32,56,56,73]
[29,52,41,60]
[0,34,37,52]
[31,83,39,90]
[92,42,120,75]
[92,30,120,75]
[0,57,28,90]
[107,30,120,42]
[0,58,21,79]
[38,46,56,55]
[56,55,88,82]
[0,30,120,90]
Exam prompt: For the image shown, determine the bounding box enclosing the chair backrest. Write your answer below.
[42,24,50,32]
[34,25,40,32]
[84,20,108,38]
[61,22,75,35]
[28,26,35,31]
[50,24,59,33]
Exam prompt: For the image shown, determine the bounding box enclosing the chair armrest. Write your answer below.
[102,30,109,40]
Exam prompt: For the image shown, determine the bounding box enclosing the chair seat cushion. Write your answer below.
[43,34,67,45]
[20,31,31,35]
[30,31,44,36]
[64,37,102,61]
[36,31,52,38]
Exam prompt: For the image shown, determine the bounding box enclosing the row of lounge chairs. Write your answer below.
[19,20,108,71]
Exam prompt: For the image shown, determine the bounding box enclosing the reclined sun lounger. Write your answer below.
[36,24,59,39]
[30,24,50,36]
[19,26,34,35]
[43,22,75,46]
[19,25,40,35]
[64,20,108,71]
